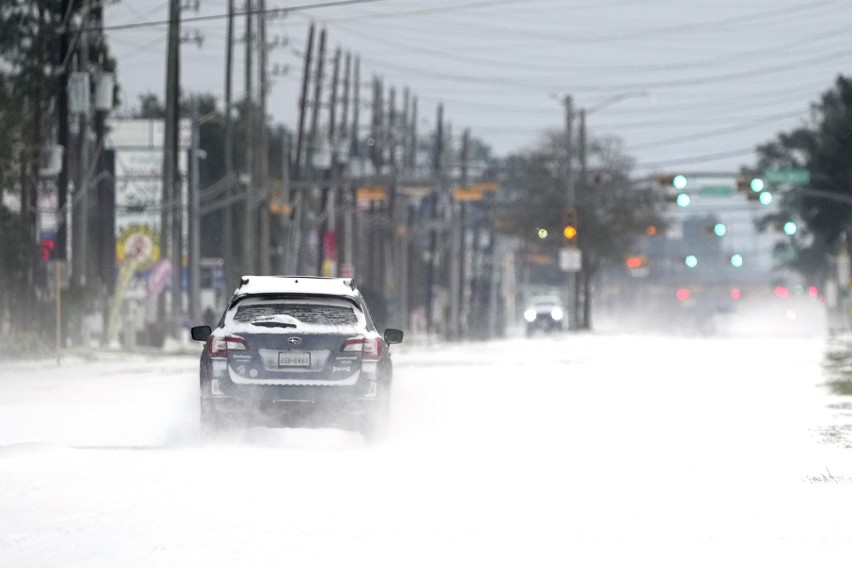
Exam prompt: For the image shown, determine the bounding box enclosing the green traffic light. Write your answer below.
[759,192,773,205]
[730,254,743,268]
[685,255,698,268]
[673,175,688,190]
[784,221,797,235]
[750,178,765,192]
[676,193,691,207]
[713,223,727,237]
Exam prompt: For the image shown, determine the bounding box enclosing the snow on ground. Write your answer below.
[2,333,852,566]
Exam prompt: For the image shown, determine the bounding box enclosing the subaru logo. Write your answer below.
[288,337,302,345]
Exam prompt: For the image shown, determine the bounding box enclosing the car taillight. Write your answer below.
[341,336,383,360]
[207,334,247,358]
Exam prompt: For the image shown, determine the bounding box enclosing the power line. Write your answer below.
[316,0,542,24]
[636,147,757,169]
[320,0,838,46]
[358,44,852,94]
[413,79,832,118]
[326,17,852,76]
[624,109,808,152]
[96,0,390,33]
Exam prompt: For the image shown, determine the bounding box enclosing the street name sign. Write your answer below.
[765,169,810,185]
[698,185,735,197]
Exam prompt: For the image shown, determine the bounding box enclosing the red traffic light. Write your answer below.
[39,238,55,262]
[625,256,644,269]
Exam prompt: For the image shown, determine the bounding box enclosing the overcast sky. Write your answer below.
[104,0,852,177]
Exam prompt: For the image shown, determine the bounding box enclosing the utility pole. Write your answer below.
[242,0,255,276]
[401,88,410,174]
[258,0,270,274]
[73,0,91,291]
[340,53,351,153]
[170,1,182,333]
[306,28,326,179]
[277,125,291,273]
[57,0,71,264]
[447,125,462,341]
[578,108,589,330]
[290,23,314,274]
[91,0,113,299]
[157,0,182,335]
[448,128,469,341]
[303,27,326,275]
[367,77,383,288]
[563,95,577,331]
[349,57,361,160]
[579,109,588,189]
[188,101,201,322]
[293,23,314,182]
[25,0,46,321]
[426,103,443,336]
[223,0,235,285]
[397,86,410,329]
[344,56,359,277]
[388,86,399,323]
[409,96,418,172]
[339,52,352,277]
[320,46,341,277]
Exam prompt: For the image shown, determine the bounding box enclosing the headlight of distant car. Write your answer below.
[524,308,537,322]
[551,308,563,321]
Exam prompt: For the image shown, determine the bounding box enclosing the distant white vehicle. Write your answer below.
[523,295,565,336]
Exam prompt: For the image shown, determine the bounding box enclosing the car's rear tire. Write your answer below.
[359,383,390,444]
[200,399,224,440]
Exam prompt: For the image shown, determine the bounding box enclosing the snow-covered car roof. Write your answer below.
[526,295,563,307]
[230,276,360,303]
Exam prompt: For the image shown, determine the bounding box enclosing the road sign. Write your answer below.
[453,187,484,201]
[471,182,498,193]
[559,248,582,272]
[765,169,810,185]
[698,185,734,197]
[268,201,292,215]
[356,186,387,201]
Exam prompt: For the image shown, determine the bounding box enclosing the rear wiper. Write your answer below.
[250,315,299,328]
[252,321,297,328]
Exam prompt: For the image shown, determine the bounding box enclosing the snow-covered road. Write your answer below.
[2,333,852,566]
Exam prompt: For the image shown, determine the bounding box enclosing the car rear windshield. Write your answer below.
[234,302,358,326]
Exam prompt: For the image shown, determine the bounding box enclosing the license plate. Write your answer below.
[278,351,311,367]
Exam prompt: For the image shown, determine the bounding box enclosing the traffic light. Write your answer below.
[39,237,56,262]
[684,255,698,268]
[655,174,688,190]
[658,174,689,204]
[783,221,797,236]
[563,209,578,242]
[737,175,765,201]
[704,223,726,236]
[625,256,645,269]
[730,254,744,268]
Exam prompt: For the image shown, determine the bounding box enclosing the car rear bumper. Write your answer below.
[204,372,381,418]
[202,388,381,427]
